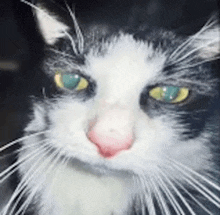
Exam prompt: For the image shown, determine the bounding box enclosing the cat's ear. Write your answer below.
[192,18,220,59]
[34,4,69,45]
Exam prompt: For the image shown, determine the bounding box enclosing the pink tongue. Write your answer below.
[88,130,133,158]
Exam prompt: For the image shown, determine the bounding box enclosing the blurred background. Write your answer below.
[0,0,219,209]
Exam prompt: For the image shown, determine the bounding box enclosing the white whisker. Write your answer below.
[174,179,214,215]
[3,143,53,215]
[14,147,63,215]
[174,55,220,70]
[149,174,171,215]
[0,130,50,153]
[169,19,217,62]
[65,3,84,54]
[136,175,147,215]
[155,171,184,215]
[64,31,79,55]
[142,177,156,215]
[169,38,219,66]
[170,163,220,208]
[158,169,196,215]
[48,48,75,59]
[0,139,49,183]
[168,158,220,192]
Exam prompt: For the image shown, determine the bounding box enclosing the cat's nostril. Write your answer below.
[87,129,133,158]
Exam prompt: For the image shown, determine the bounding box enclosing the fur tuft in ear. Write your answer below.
[34,4,69,45]
[192,18,220,59]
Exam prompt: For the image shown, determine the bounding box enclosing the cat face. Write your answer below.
[12,2,219,215]
[22,4,219,175]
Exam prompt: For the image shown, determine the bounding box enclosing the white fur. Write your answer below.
[35,7,69,45]
[16,34,215,215]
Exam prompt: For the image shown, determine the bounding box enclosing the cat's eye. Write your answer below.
[54,72,89,91]
[149,86,189,103]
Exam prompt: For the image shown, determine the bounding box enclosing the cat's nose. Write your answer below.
[87,109,134,158]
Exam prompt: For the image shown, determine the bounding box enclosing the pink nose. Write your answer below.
[88,130,133,158]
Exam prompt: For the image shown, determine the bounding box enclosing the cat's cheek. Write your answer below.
[24,104,48,132]
[168,135,213,172]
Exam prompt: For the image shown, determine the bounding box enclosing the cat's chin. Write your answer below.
[60,149,160,179]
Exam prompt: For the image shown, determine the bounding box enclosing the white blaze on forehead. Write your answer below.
[87,35,167,105]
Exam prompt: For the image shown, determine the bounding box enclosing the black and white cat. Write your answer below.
[1,1,220,214]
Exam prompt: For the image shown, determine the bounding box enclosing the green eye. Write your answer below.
[149,86,189,103]
[54,72,89,90]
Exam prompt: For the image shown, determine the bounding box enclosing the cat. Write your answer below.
[1,0,220,214]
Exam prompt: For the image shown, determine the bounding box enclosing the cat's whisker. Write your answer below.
[154,171,184,215]
[0,130,50,153]
[48,48,75,59]
[174,56,220,71]
[169,163,220,208]
[3,143,54,215]
[136,175,148,215]
[65,3,84,54]
[168,18,217,62]
[149,174,171,215]
[173,54,198,66]
[0,139,49,183]
[13,147,63,215]
[64,32,79,55]
[168,158,220,192]
[45,56,82,72]
[173,177,214,215]
[0,152,16,160]
[169,38,219,66]
[141,176,156,215]
[158,168,196,215]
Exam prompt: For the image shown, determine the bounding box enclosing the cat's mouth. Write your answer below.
[66,155,134,178]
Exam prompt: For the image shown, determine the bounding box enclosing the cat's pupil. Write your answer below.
[62,74,80,89]
[163,86,179,102]
[149,86,189,103]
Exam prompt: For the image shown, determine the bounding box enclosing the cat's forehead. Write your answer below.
[86,33,167,80]
[83,34,167,104]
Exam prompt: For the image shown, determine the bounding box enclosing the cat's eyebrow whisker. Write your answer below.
[169,38,219,67]
[174,56,220,71]
[174,54,198,66]
[3,143,54,215]
[0,130,50,153]
[64,31,79,55]
[13,147,63,215]
[65,2,84,54]
[45,56,82,71]
[0,140,49,183]
[168,19,217,62]
[154,172,184,215]
[162,76,217,91]
[48,48,75,59]
[158,169,196,215]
